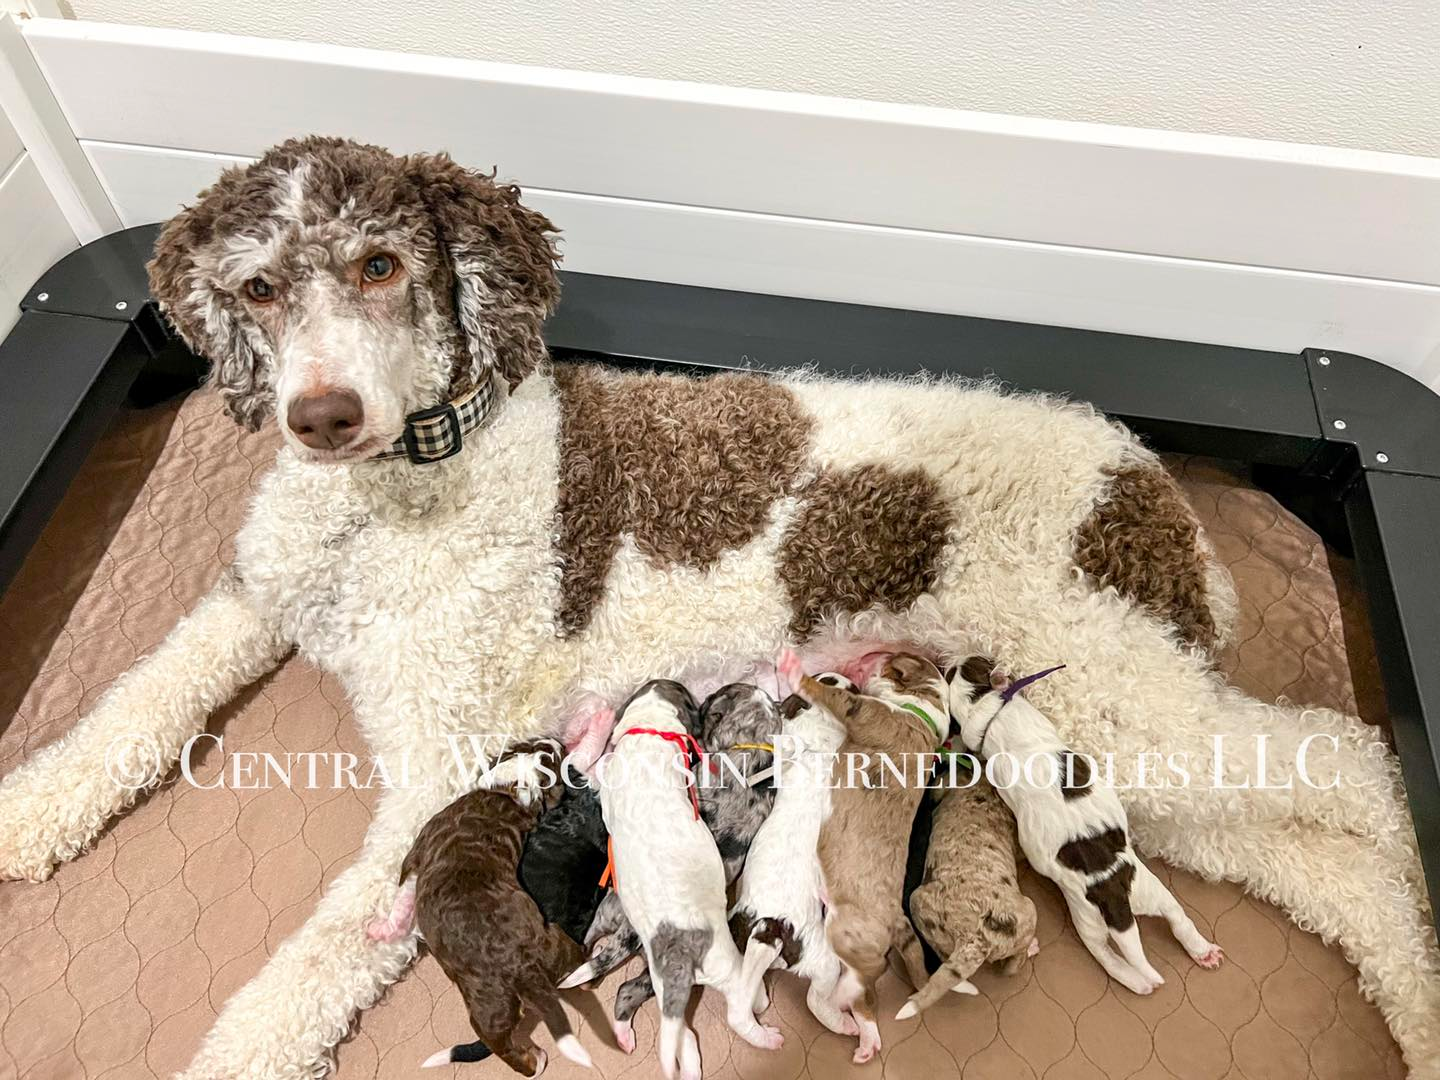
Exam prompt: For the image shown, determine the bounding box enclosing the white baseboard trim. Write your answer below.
[17,17,1440,390]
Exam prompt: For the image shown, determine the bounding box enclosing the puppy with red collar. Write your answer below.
[947,657,1222,995]
[559,679,781,1080]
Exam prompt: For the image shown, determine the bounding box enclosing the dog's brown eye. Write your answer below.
[362,253,397,283]
[244,277,275,303]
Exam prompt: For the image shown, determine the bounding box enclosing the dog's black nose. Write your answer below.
[287,390,365,449]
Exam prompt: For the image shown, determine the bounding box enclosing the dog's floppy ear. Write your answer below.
[148,165,277,431]
[409,153,561,394]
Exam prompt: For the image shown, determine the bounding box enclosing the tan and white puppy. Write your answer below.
[558,680,780,1080]
[777,649,946,1064]
[948,658,1223,995]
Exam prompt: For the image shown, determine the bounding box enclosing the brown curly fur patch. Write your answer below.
[778,464,954,639]
[551,365,812,637]
[1073,465,1216,653]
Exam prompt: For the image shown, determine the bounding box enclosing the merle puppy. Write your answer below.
[366,741,593,1074]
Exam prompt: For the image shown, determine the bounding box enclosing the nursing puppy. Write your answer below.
[897,766,1038,1018]
[730,673,859,1036]
[366,740,592,1074]
[583,682,779,1051]
[521,781,610,946]
[778,649,945,1064]
[560,679,781,1080]
[696,682,780,879]
[948,657,1223,994]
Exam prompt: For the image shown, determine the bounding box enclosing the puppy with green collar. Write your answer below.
[776,648,947,1065]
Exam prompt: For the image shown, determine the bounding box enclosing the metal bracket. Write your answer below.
[1306,347,1440,479]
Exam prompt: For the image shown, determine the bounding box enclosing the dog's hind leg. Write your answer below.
[737,936,780,1016]
[611,970,654,1054]
[805,965,860,1035]
[1129,813,1440,1078]
[891,913,930,991]
[706,936,784,1051]
[0,579,288,881]
[1128,860,1221,967]
[365,875,417,943]
[1061,891,1159,995]
[180,782,453,1079]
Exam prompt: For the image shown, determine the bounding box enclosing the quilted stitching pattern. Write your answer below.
[0,395,1404,1078]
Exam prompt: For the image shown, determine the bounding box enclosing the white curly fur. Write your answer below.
[0,368,1436,1079]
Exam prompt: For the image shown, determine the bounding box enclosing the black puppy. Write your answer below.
[520,782,609,945]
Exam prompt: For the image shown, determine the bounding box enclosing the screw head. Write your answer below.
[1333,419,1348,431]
[114,301,128,311]
[1376,452,1390,464]
[1317,355,1331,366]
[36,292,48,302]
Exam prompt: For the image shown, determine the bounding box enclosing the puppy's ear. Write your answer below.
[148,166,277,431]
[409,153,561,394]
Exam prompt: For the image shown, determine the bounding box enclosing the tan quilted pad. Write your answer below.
[0,391,1405,1078]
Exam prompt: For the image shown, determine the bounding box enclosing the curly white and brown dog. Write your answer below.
[0,137,1432,1078]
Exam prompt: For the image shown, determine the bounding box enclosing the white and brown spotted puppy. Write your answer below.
[559,680,781,1080]
[897,768,1038,1019]
[730,673,858,1037]
[778,649,945,1065]
[948,657,1223,995]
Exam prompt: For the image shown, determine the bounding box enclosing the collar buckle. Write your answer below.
[401,400,464,464]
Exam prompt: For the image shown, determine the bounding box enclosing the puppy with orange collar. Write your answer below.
[777,648,947,1064]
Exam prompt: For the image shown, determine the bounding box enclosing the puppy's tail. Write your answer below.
[528,990,593,1068]
[894,943,983,1019]
[421,1040,492,1067]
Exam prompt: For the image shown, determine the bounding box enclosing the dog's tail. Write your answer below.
[421,1040,493,1067]
[559,928,639,989]
[894,942,983,1019]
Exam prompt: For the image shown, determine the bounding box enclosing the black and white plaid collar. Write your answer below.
[373,377,497,464]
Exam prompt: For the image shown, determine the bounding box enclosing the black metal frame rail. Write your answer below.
[4,224,1438,926]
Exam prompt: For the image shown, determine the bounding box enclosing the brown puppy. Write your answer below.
[366,741,591,1075]
[777,649,945,1065]
[897,769,1038,1018]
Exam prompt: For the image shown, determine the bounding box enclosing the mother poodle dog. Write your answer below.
[0,136,1435,1078]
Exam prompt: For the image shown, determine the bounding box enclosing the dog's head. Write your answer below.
[149,136,560,462]
[699,683,778,755]
[945,656,1008,753]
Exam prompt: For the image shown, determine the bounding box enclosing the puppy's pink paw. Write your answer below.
[1195,946,1224,970]
[852,1042,879,1065]
[365,917,404,944]
[1027,937,1041,958]
[755,1026,783,1051]
[776,648,804,692]
[613,1020,636,1054]
[530,1047,548,1078]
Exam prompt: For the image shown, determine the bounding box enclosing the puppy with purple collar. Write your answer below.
[947,657,1223,995]
[559,679,781,1080]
